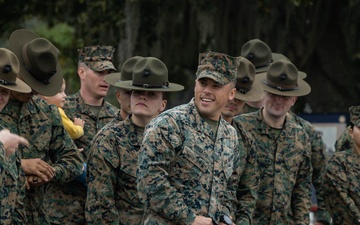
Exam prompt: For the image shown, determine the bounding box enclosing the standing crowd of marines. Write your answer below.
[0,29,359,225]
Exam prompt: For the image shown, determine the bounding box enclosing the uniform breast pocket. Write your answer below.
[179,146,209,174]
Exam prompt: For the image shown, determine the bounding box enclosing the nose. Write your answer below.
[203,85,212,94]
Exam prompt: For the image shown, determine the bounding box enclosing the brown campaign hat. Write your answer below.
[115,57,184,92]
[8,29,63,96]
[105,56,144,86]
[0,48,31,93]
[234,57,264,102]
[257,59,311,97]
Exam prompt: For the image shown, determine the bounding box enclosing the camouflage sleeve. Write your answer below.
[85,130,119,224]
[235,131,259,225]
[309,129,331,223]
[335,126,352,152]
[13,158,28,224]
[292,144,312,225]
[219,138,241,223]
[48,105,83,183]
[137,117,197,225]
[323,155,360,222]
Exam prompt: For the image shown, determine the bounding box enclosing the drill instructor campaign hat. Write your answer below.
[8,29,63,96]
[114,57,184,92]
[272,53,307,79]
[241,39,307,79]
[241,39,274,73]
[234,57,264,102]
[105,56,144,86]
[257,59,311,97]
[0,48,31,93]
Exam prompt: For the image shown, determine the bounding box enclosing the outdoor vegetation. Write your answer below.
[1,0,359,113]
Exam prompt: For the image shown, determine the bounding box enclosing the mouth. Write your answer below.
[136,103,147,107]
[226,105,237,111]
[201,97,214,102]
[99,84,110,89]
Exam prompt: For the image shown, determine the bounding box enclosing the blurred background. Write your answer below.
[0,0,359,115]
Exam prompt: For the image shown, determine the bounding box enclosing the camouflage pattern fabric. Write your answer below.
[42,91,119,224]
[0,126,27,224]
[232,109,312,225]
[321,149,360,224]
[230,120,259,225]
[63,91,119,161]
[86,115,144,224]
[78,45,116,72]
[0,97,83,225]
[137,99,241,224]
[287,112,331,223]
[196,52,239,85]
[335,126,352,152]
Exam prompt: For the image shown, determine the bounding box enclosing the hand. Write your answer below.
[192,216,213,225]
[25,175,48,189]
[21,158,55,182]
[0,129,29,158]
[73,118,85,128]
[78,148,84,152]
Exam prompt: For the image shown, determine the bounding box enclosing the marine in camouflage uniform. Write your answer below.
[4,30,83,224]
[86,116,139,224]
[321,106,360,225]
[0,47,31,225]
[1,97,83,224]
[137,52,242,224]
[43,45,119,224]
[221,57,263,224]
[86,57,178,224]
[233,60,313,225]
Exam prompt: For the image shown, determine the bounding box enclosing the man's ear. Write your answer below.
[78,67,86,80]
[228,88,236,101]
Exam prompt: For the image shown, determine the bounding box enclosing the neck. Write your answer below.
[80,89,103,106]
[120,110,128,120]
[262,108,285,129]
[131,114,154,128]
[222,114,232,124]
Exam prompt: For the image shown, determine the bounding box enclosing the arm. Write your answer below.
[13,156,28,224]
[292,144,312,225]
[309,129,331,224]
[58,108,84,140]
[85,130,119,224]
[235,131,259,225]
